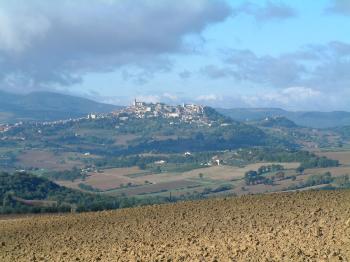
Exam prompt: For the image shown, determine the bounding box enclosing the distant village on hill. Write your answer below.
[0,100,230,138]
[110,99,217,126]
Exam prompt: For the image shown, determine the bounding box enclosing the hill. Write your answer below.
[0,91,119,124]
[1,102,294,160]
[1,190,349,261]
[217,108,350,128]
[332,126,350,140]
[255,116,298,128]
[0,172,124,213]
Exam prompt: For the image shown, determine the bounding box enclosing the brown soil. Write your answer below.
[1,190,350,262]
[16,150,83,171]
[316,151,350,165]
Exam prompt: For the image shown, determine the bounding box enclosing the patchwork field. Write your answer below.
[116,180,200,196]
[59,162,300,196]
[233,172,332,195]
[169,162,300,181]
[1,190,349,261]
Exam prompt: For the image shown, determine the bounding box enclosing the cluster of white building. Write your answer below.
[0,100,220,136]
[0,113,107,135]
[112,99,213,126]
[0,124,10,133]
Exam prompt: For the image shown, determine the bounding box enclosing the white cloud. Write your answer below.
[202,42,350,93]
[281,86,321,99]
[0,8,51,53]
[0,0,231,91]
[136,93,183,104]
[162,93,178,101]
[81,87,350,111]
[242,87,327,110]
[135,95,161,104]
[195,94,221,101]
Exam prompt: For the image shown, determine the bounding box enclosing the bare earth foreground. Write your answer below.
[1,191,350,261]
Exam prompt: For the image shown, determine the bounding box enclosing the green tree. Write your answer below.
[296,166,305,174]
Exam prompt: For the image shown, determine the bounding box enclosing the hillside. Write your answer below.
[217,108,350,128]
[247,116,346,149]
[0,147,343,211]
[332,126,350,140]
[1,102,294,162]
[255,116,298,128]
[1,190,349,261]
[0,91,119,124]
[0,172,123,213]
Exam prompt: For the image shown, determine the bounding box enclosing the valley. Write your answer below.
[1,101,350,214]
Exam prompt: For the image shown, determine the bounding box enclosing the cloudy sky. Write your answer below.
[1,0,350,110]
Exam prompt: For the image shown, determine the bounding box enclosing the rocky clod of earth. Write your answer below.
[1,191,350,261]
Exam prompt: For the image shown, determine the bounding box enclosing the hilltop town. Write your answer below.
[0,100,229,141]
[111,99,218,126]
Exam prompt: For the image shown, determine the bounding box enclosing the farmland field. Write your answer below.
[57,167,147,190]
[16,150,85,171]
[305,166,350,177]
[1,190,349,261]
[59,162,300,196]
[168,162,300,181]
[316,150,350,165]
[114,180,201,196]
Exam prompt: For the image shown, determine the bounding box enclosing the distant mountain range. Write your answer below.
[1,90,349,129]
[0,91,120,124]
[217,108,350,129]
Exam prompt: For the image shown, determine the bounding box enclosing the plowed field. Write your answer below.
[1,190,350,261]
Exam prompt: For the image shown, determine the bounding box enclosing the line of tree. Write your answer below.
[233,148,339,169]
[244,171,273,186]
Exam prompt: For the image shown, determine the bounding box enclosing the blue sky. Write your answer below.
[1,0,350,110]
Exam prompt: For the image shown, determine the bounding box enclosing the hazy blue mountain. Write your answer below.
[0,91,120,123]
[217,108,350,128]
